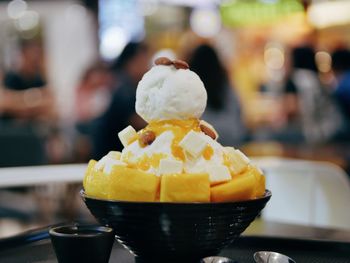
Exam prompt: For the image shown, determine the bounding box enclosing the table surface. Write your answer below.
[0,163,86,187]
[245,219,350,242]
[1,220,350,263]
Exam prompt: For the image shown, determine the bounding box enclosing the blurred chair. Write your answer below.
[252,157,350,230]
[0,121,46,167]
[0,121,47,221]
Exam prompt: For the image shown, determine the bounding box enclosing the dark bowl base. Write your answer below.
[81,190,271,263]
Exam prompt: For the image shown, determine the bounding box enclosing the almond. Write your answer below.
[154,57,173,66]
[200,120,218,140]
[173,59,189,70]
[139,131,156,147]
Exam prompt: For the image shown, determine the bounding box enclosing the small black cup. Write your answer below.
[49,224,115,263]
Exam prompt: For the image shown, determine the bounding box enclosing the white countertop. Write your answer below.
[0,163,86,188]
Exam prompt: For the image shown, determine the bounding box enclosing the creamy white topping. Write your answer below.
[136,65,207,122]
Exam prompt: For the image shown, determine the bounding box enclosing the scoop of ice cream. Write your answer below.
[135,64,207,122]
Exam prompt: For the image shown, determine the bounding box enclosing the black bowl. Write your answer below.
[81,190,271,263]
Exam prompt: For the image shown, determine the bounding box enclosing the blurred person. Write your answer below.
[2,39,56,121]
[331,48,350,123]
[0,40,57,167]
[73,63,113,161]
[75,63,113,128]
[283,46,344,144]
[92,42,150,159]
[188,44,247,146]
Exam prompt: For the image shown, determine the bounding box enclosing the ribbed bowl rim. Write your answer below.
[80,189,271,206]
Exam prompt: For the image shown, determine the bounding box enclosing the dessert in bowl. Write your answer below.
[81,57,271,263]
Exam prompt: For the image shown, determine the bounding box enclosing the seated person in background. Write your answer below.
[283,46,344,144]
[92,42,150,159]
[188,44,247,146]
[331,49,350,124]
[0,39,57,166]
[73,63,113,161]
[2,39,56,121]
[75,63,113,131]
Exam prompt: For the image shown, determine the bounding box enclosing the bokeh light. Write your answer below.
[15,10,39,31]
[315,51,332,73]
[100,26,128,61]
[264,44,285,70]
[190,7,221,38]
[7,0,27,19]
[64,4,87,21]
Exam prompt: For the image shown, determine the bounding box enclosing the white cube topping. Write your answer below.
[118,125,137,147]
[95,155,126,174]
[103,159,126,174]
[179,131,207,157]
[158,159,183,175]
[225,148,250,175]
[206,164,231,184]
[107,151,121,160]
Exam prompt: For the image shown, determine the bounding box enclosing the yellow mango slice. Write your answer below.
[211,172,256,202]
[108,166,160,202]
[83,159,96,190]
[84,160,110,199]
[255,175,266,198]
[160,173,210,202]
[211,166,266,202]
[249,166,266,198]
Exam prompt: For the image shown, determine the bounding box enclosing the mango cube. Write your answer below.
[83,159,96,190]
[211,172,256,202]
[211,166,266,202]
[108,166,160,202]
[160,173,210,202]
[249,166,266,198]
[84,160,110,199]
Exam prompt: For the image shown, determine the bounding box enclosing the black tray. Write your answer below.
[1,235,350,263]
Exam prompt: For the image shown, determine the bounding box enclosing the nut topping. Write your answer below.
[154,57,173,66]
[139,131,156,147]
[200,120,219,140]
[173,59,189,70]
[154,57,189,70]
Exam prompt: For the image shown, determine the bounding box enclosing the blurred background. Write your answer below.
[1,0,350,237]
